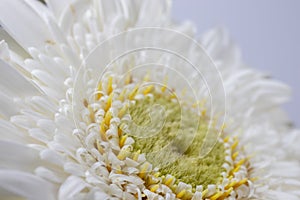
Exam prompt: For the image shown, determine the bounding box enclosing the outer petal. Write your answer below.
[0,60,40,98]
[45,0,73,20]
[136,0,172,26]
[0,0,55,50]
[0,140,41,172]
[0,30,29,59]
[0,170,56,200]
[58,176,89,200]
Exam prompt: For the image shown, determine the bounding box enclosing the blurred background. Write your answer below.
[173,0,300,127]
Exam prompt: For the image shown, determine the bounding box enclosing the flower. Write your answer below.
[0,0,299,200]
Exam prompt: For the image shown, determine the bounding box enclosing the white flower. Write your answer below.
[0,0,299,200]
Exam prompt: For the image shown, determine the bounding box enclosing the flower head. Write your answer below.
[0,0,299,200]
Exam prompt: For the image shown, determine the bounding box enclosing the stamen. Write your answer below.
[210,191,223,200]
[104,111,112,126]
[88,105,95,123]
[119,135,127,148]
[218,187,233,200]
[96,139,104,154]
[118,88,127,101]
[232,152,239,160]
[139,162,150,179]
[150,184,159,192]
[231,139,239,150]
[117,148,129,160]
[96,82,103,100]
[118,104,128,118]
[105,93,113,111]
[164,176,175,186]
[129,84,139,100]
[107,76,113,95]
[132,150,140,161]
[143,85,154,95]
[176,189,186,198]
[234,178,248,188]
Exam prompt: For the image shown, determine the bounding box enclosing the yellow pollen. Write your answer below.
[118,88,127,101]
[117,128,122,137]
[147,176,159,185]
[143,85,154,95]
[210,191,223,200]
[107,76,113,95]
[164,176,174,186]
[232,165,241,174]
[96,82,103,100]
[153,172,160,178]
[118,104,128,118]
[231,139,239,150]
[133,150,140,161]
[235,158,246,167]
[129,84,139,100]
[161,84,167,93]
[218,187,233,200]
[234,178,248,188]
[223,136,230,143]
[105,93,113,111]
[176,189,186,198]
[202,189,208,197]
[225,181,237,190]
[88,105,95,123]
[139,162,150,179]
[232,152,239,160]
[117,148,129,160]
[150,184,159,192]
[119,135,127,148]
[104,111,112,126]
[116,165,122,174]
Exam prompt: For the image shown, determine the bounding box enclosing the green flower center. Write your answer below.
[128,93,226,188]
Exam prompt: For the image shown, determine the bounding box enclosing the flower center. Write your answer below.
[128,93,226,188]
[82,74,253,199]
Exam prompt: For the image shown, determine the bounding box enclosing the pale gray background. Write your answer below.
[173,0,300,127]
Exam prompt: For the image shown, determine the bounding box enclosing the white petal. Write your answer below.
[267,190,300,200]
[136,0,171,26]
[59,0,91,34]
[40,149,65,167]
[0,60,40,97]
[0,39,10,61]
[0,31,29,59]
[0,170,56,200]
[46,0,73,19]
[58,176,88,200]
[0,0,55,50]
[0,140,41,172]
[0,120,27,143]
[0,92,19,119]
[95,0,124,28]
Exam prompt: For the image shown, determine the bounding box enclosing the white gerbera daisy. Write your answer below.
[0,0,299,200]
